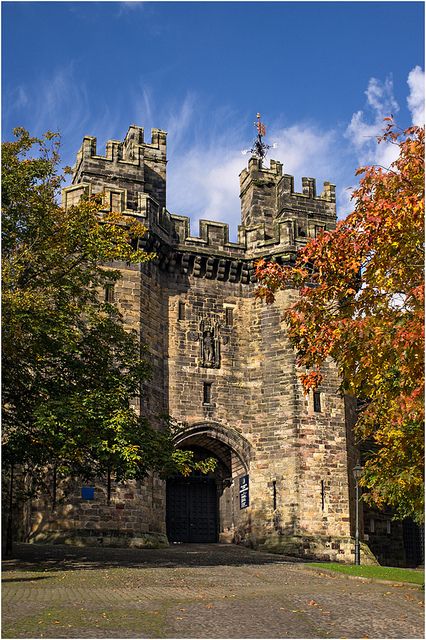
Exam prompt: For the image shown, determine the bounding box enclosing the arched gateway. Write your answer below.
[166,423,252,543]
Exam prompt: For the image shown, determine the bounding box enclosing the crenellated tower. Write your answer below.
[70,125,167,212]
[239,156,336,252]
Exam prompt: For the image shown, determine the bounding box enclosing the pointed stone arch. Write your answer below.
[168,422,253,543]
[173,422,252,475]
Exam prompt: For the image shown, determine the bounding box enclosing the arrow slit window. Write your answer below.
[313,391,321,413]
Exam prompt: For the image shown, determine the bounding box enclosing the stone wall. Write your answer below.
[30,475,167,548]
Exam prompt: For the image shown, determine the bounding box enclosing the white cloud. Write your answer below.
[365,76,399,114]
[164,99,246,238]
[163,102,347,240]
[337,185,356,219]
[270,124,337,181]
[407,65,425,125]
[345,74,400,168]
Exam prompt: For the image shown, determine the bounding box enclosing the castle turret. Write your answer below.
[71,124,167,211]
[239,155,337,253]
[239,157,283,238]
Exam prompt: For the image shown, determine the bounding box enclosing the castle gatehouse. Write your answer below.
[28,123,402,564]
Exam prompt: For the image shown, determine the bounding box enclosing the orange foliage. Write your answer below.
[256,121,424,522]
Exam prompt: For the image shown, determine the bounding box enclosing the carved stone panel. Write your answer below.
[199,319,220,368]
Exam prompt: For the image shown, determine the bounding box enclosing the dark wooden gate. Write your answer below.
[166,476,218,543]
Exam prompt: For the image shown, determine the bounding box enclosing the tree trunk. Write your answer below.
[5,463,14,555]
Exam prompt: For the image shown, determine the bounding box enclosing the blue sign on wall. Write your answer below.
[239,475,249,509]
[81,486,95,500]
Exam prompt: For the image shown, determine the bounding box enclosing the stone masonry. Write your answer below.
[29,124,377,563]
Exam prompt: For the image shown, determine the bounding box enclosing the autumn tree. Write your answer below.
[2,129,214,550]
[256,121,424,523]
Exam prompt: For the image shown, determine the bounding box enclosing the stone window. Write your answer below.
[105,284,115,303]
[225,307,233,326]
[315,224,326,238]
[386,520,391,535]
[178,301,186,321]
[203,382,212,405]
[313,391,321,413]
[370,518,375,533]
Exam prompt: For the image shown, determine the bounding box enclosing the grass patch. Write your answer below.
[307,563,424,585]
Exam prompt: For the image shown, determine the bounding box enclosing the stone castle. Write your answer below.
[28,123,417,564]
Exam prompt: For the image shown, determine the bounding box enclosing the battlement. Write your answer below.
[239,156,335,203]
[239,157,336,239]
[72,125,167,211]
[64,124,338,273]
[73,125,167,169]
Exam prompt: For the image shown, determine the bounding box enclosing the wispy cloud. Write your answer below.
[8,64,420,239]
[163,97,247,236]
[407,65,425,125]
[164,69,422,235]
[345,74,400,168]
[4,63,126,177]
[3,85,29,122]
[13,63,91,143]
[115,2,145,17]
[164,98,364,236]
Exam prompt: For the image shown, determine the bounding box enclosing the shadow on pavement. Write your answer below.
[2,575,52,583]
[2,542,305,573]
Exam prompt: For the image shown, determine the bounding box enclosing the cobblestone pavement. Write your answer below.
[2,543,424,639]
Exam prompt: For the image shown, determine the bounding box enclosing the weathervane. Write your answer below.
[242,113,277,160]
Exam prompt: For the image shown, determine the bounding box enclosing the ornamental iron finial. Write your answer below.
[241,113,277,160]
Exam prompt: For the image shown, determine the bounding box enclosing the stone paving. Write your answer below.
[2,543,424,639]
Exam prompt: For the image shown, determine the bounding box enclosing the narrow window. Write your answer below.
[386,520,391,535]
[370,518,375,533]
[203,382,212,405]
[225,307,233,326]
[178,301,185,320]
[321,480,325,511]
[272,480,277,511]
[105,284,115,303]
[313,391,321,413]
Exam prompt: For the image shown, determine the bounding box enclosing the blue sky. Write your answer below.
[2,1,425,240]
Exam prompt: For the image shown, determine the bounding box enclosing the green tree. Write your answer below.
[256,121,424,523]
[2,128,214,550]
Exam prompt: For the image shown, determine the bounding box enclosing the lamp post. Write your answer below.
[353,463,363,565]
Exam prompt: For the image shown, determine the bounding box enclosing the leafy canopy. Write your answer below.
[256,121,424,523]
[2,128,215,488]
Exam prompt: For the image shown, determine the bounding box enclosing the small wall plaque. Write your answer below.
[239,475,249,509]
[81,486,95,500]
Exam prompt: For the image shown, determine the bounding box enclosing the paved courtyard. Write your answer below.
[2,543,424,638]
